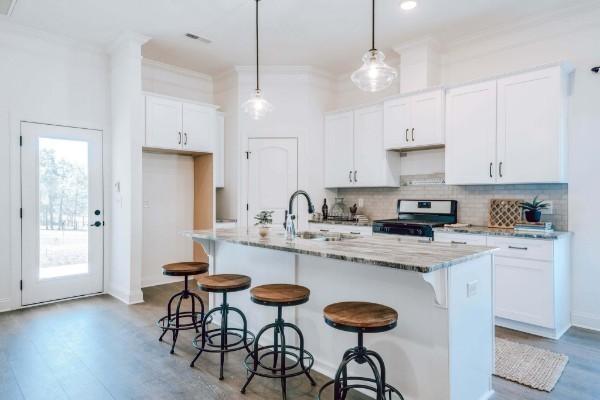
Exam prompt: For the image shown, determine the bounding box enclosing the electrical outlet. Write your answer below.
[358,198,364,208]
[467,280,479,298]
[541,201,553,215]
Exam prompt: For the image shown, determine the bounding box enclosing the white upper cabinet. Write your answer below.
[215,113,225,188]
[145,94,217,153]
[182,103,216,153]
[383,89,444,150]
[445,81,498,185]
[445,64,571,185]
[496,66,568,184]
[324,106,399,188]
[324,111,355,187]
[146,96,183,150]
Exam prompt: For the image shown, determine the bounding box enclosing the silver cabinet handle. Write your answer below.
[350,231,361,235]
[411,128,415,141]
[349,170,353,183]
[178,131,182,144]
[508,245,528,251]
[405,128,409,142]
[499,162,503,178]
[319,229,329,233]
[184,132,188,145]
[489,162,493,178]
[354,170,357,182]
[451,241,467,245]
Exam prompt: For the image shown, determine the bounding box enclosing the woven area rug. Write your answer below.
[494,338,569,392]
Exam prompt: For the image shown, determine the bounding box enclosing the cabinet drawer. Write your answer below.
[434,232,487,246]
[308,223,372,236]
[495,256,555,328]
[487,236,553,261]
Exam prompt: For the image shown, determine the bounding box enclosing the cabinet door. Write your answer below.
[445,81,497,185]
[182,104,216,153]
[324,112,355,188]
[383,97,411,149]
[354,105,386,186]
[215,113,225,188]
[145,96,182,150]
[409,90,444,148]
[497,66,565,183]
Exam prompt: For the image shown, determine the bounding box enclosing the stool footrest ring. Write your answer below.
[317,377,404,400]
[243,344,314,379]
[192,327,255,353]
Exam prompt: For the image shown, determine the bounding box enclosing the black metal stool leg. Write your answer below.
[190,306,221,367]
[159,291,180,342]
[284,322,316,386]
[219,292,229,380]
[279,326,287,400]
[171,293,185,354]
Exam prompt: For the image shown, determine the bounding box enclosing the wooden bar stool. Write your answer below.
[190,274,255,380]
[317,302,405,400]
[157,262,209,354]
[241,284,316,400]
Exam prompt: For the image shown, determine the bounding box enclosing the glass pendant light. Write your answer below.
[242,0,273,120]
[351,0,398,92]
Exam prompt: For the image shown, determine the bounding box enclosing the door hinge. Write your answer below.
[20,280,22,291]
[19,136,22,146]
[19,208,22,219]
[245,151,251,159]
[246,203,249,211]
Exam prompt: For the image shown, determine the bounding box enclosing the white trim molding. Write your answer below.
[572,312,600,332]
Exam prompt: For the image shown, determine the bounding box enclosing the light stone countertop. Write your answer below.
[434,226,571,240]
[185,228,496,274]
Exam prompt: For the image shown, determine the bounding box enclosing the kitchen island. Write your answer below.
[187,228,496,400]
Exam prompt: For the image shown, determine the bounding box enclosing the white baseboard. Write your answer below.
[495,317,569,339]
[109,285,144,305]
[141,274,186,288]
[572,312,600,332]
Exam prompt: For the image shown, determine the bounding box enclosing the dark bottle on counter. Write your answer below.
[322,199,328,220]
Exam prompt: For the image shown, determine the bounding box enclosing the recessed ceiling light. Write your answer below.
[399,1,417,11]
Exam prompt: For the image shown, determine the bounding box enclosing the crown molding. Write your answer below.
[107,31,150,55]
[142,58,213,82]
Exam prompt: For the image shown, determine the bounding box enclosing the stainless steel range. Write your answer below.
[372,200,458,239]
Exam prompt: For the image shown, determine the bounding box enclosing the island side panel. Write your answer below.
[296,255,451,400]
[448,254,495,400]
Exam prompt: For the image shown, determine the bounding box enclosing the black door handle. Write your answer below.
[90,221,102,227]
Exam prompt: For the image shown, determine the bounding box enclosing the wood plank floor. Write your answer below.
[0,282,598,400]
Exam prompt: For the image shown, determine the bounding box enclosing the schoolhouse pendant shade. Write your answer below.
[351,0,397,92]
[242,0,273,120]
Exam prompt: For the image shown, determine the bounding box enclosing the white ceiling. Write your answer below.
[4,0,597,75]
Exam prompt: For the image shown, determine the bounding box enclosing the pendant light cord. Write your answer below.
[370,0,376,51]
[255,0,260,91]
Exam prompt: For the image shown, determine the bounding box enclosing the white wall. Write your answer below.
[142,58,214,103]
[141,153,195,287]
[0,22,110,311]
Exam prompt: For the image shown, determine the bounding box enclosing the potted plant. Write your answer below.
[519,196,549,223]
[254,210,274,238]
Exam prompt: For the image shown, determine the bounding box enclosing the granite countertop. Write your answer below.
[434,226,571,240]
[308,219,372,227]
[185,228,495,274]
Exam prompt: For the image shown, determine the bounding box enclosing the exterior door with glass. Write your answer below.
[21,122,104,305]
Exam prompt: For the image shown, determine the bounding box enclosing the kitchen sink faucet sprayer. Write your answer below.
[284,190,315,240]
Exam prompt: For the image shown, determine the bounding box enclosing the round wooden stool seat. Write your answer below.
[162,262,209,277]
[323,302,398,333]
[250,284,310,306]
[197,274,251,292]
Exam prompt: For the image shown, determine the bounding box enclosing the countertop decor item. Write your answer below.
[519,196,549,223]
[254,210,273,238]
[321,198,328,220]
[241,0,273,120]
[349,203,358,218]
[488,199,523,229]
[329,198,350,221]
[351,0,397,92]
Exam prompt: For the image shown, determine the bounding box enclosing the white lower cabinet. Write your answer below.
[435,231,571,339]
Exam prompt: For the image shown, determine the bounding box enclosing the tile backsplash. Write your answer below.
[336,175,568,231]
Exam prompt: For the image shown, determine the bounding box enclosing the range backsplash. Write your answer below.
[336,175,568,231]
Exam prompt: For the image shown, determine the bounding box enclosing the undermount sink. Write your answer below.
[296,231,357,242]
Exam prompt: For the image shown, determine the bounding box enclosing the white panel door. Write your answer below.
[182,103,215,153]
[215,113,225,188]
[410,89,444,148]
[324,112,354,188]
[445,81,498,185]
[383,97,411,149]
[21,122,104,305]
[497,67,563,183]
[247,138,298,227]
[354,105,386,186]
[145,96,183,150]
